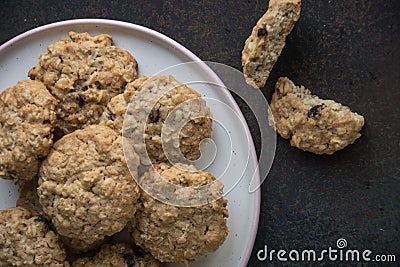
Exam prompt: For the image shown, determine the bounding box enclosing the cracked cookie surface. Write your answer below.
[0,80,57,182]
[38,125,140,243]
[129,163,228,266]
[28,31,137,136]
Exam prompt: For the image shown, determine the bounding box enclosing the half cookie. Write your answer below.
[268,77,364,154]
[242,0,301,88]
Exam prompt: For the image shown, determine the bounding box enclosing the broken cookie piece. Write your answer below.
[242,0,301,88]
[268,77,364,154]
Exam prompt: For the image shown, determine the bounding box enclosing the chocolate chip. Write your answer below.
[308,104,325,119]
[148,109,160,123]
[123,253,136,267]
[257,28,267,36]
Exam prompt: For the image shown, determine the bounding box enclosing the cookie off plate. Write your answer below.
[0,19,260,267]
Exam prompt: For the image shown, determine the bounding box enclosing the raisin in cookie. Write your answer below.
[242,0,301,88]
[38,125,140,244]
[268,77,365,154]
[0,80,57,182]
[128,163,229,266]
[0,207,68,267]
[28,31,137,136]
[122,75,212,164]
[72,243,162,267]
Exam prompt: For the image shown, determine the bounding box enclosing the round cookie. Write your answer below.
[129,163,229,266]
[38,125,140,243]
[122,75,212,164]
[72,243,162,267]
[0,80,57,182]
[0,207,68,267]
[17,179,107,254]
[28,31,138,136]
[268,77,365,154]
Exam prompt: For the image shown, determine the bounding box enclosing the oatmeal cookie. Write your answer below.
[268,77,365,154]
[0,207,68,267]
[16,179,103,254]
[28,31,138,135]
[129,163,229,266]
[72,243,162,267]
[0,80,57,182]
[242,0,301,88]
[122,75,212,164]
[38,125,140,243]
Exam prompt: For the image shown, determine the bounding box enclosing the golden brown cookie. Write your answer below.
[268,77,365,154]
[38,125,140,244]
[0,80,57,182]
[129,163,229,266]
[242,0,301,88]
[28,32,138,136]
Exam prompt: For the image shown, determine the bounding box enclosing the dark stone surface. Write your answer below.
[0,0,398,266]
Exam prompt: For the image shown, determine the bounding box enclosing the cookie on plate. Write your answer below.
[72,243,162,267]
[121,75,212,164]
[0,80,57,182]
[28,31,138,136]
[242,0,301,88]
[268,77,365,154]
[38,125,140,244]
[129,163,228,266]
[17,179,107,254]
[0,207,68,267]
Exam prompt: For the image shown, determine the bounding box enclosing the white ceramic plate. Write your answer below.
[0,19,260,267]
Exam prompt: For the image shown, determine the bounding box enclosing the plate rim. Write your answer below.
[0,18,260,267]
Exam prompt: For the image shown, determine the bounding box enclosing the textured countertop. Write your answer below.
[0,0,398,266]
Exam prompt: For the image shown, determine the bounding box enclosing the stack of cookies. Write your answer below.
[0,32,228,267]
